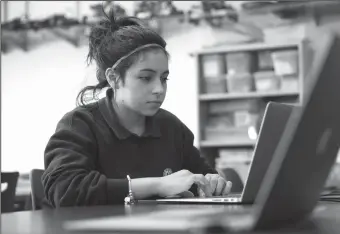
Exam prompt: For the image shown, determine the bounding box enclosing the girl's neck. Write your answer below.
[112,99,145,136]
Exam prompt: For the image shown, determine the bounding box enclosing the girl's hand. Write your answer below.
[202,173,232,196]
[157,170,213,197]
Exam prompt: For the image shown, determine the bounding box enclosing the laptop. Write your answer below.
[143,101,294,204]
[64,33,340,233]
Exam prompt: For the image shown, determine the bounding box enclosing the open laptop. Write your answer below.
[144,101,294,204]
[64,33,340,233]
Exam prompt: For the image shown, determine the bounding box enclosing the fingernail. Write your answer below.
[227,181,233,187]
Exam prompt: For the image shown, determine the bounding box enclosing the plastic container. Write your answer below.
[226,73,254,93]
[202,54,224,78]
[271,50,299,76]
[206,115,234,129]
[254,71,281,92]
[281,75,299,92]
[226,52,256,74]
[204,76,227,94]
[257,51,274,70]
[233,111,259,128]
[218,149,253,162]
[204,126,250,141]
[209,100,261,114]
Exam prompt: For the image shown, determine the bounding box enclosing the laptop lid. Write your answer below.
[242,102,293,203]
[253,33,340,230]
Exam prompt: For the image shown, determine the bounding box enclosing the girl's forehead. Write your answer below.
[133,50,168,71]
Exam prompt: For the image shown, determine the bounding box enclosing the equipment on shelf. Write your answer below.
[134,1,184,18]
[90,1,127,18]
[187,1,238,27]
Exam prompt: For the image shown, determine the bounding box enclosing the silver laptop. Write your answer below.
[142,101,294,204]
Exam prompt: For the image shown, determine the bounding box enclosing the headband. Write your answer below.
[111,43,165,71]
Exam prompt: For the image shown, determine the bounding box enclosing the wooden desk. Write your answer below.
[1,202,340,234]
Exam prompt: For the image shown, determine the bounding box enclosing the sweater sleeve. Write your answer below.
[42,110,128,207]
[181,123,217,175]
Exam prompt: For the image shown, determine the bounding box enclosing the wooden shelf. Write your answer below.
[200,140,256,148]
[199,90,299,101]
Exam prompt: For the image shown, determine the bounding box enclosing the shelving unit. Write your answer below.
[199,90,299,101]
[193,40,312,178]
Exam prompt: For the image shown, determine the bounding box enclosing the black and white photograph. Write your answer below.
[1,1,340,234]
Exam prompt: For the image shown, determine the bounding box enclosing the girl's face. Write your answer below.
[115,49,169,116]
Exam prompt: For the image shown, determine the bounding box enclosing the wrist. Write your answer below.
[154,177,164,197]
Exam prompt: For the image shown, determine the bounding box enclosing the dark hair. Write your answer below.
[76,6,168,106]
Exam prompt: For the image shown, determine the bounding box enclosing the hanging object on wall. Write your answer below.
[1,14,87,53]
[185,1,264,43]
[132,1,185,36]
[1,1,129,53]
[90,1,127,19]
[241,1,340,26]
[186,1,237,27]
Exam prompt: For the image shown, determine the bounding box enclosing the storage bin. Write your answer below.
[206,115,234,129]
[233,111,259,128]
[202,54,224,78]
[226,73,254,93]
[204,76,227,94]
[281,75,299,92]
[206,111,259,129]
[208,100,262,114]
[257,51,274,70]
[226,52,256,74]
[253,71,281,92]
[271,50,298,76]
[204,126,251,141]
[218,149,253,162]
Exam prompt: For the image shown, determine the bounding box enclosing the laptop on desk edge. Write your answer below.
[140,101,294,204]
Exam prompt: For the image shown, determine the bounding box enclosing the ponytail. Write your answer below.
[76,79,109,107]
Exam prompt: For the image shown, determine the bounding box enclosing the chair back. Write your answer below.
[29,169,45,210]
[1,172,19,213]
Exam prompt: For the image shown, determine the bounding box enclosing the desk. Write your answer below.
[1,202,340,234]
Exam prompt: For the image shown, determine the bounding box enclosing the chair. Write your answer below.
[29,169,45,210]
[1,172,19,213]
[221,168,244,193]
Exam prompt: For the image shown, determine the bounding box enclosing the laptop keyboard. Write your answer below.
[213,193,242,199]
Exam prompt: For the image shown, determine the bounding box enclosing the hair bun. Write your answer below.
[116,17,143,28]
[105,7,143,32]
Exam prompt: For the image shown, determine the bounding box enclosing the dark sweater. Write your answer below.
[42,89,216,208]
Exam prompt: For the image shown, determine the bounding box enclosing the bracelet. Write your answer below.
[124,175,136,205]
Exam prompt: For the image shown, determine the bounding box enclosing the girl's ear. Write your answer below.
[105,68,120,89]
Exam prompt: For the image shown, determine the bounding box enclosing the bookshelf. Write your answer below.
[193,40,312,180]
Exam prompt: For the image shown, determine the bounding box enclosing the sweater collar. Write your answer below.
[98,88,161,139]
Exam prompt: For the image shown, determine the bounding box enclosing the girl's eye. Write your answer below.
[161,77,169,83]
[139,76,151,81]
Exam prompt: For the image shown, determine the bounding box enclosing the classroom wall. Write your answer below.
[2,1,340,173]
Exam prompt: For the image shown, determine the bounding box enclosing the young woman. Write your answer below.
[42,8,232,207]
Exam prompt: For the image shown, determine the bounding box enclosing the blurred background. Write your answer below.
[2,1,340,211]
